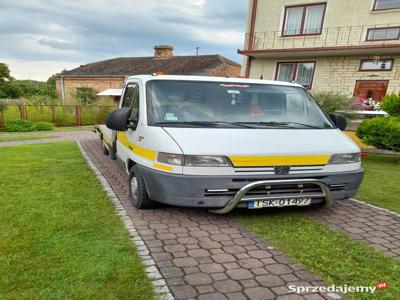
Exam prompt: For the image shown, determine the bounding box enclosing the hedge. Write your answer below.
[356,117,400,152]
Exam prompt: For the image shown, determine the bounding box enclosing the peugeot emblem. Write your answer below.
[274,166,290,175]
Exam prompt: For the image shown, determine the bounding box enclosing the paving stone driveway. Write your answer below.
[81,137,334,300]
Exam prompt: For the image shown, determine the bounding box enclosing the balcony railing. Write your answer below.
[243,24,400,52]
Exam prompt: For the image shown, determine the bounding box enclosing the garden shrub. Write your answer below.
[0,100,7,113]
[312,92,353,115]
[35,121,54,131]
[3,119,36,132]
[356,117,400,152]
[381,93,400,117]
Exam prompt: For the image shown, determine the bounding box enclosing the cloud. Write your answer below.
[0,0,247,80]
[3,59,83,81]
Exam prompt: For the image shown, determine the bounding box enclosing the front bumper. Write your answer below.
[138,165,364,211]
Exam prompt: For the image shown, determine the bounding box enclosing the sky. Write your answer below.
[0,0,248,81]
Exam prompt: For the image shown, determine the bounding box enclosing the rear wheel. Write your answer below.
[129,165,156,209]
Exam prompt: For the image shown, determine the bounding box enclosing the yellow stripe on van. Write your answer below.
[133,144,157,161]
[229,155,331,167]
[153,163,173,172]
[117,132,131,148]
[117,132,157,161]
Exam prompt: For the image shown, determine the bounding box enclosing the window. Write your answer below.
[131,87,140,124]
[360,59,394,71]
[373,0,400,10]
[121,84,137,108]
[366,27,400,41]
[282,3,326,36]
[276,62,316,89]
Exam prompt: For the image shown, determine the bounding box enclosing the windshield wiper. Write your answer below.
[235,121,326,129]
[283,122,329,129]
[154,121,255,128]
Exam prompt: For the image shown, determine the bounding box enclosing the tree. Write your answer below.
[46,75,57,98]
[0,63,21,99]
[0,81,22,98]
[0,63,57,100]
[72,87,98,105]
[0,63,11,82]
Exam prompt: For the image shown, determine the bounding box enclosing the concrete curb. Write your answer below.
[77,141,174,300]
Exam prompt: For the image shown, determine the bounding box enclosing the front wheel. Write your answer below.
[128,165,156,209]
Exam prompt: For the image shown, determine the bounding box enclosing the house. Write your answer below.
[56,45,241,102]
[239,0,400,100]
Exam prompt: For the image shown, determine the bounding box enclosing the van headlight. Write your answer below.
[184,155,231,167]
[157,152,183,166]
[157,153,230,167]
[328,153,360,164]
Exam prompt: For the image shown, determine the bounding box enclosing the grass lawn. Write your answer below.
[236,209,400,300]
[0,135,56,142]
[0,142,154,299]
[0,125,94,135]
[358,154,400,213]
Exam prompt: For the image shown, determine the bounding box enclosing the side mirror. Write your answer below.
[329,113,347,131]
[106,108,131,131]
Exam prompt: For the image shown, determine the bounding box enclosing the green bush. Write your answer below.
[356,117,400,151]
[381,93,400,117]
[0,100,7,113]
[3,119,36,132]
[312,92,353,115]
[35,121,54,131]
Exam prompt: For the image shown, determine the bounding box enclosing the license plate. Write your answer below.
[247,198,312,209]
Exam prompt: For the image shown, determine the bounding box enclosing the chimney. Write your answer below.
[154,45,174,59]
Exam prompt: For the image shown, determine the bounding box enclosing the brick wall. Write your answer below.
[56,77,125,103]
[315,55,400,95]
[206,63,241,78]
[249,55,400,96]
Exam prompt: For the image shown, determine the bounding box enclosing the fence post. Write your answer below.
[51,105,55,123]
[0,112,3,128]
[19,104,24,119]
[24,105,28,121]
[75,105,81,126]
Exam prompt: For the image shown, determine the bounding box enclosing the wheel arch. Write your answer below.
[126,158,137,172]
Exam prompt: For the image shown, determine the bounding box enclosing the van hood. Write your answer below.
[163,128,360,156]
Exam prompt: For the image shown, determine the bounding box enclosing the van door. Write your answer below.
[116,83,140,168]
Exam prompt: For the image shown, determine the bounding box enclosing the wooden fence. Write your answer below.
[0,104,117,127]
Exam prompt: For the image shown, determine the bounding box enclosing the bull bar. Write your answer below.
[209,178,332,214]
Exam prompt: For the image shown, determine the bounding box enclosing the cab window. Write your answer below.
[121,84,136,108]
[131,86,140,124]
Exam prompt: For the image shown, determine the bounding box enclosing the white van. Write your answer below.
[98,75,363,214]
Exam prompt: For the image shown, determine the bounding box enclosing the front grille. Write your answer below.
[205,182,345,199]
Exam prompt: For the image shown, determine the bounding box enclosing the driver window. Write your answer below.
[121,84,136,108]
[131,86,140,123]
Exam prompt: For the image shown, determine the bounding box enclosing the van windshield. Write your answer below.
[147,80,333,129]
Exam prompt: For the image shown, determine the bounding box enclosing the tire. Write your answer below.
[128,165,156,209]
[102,141,109,155]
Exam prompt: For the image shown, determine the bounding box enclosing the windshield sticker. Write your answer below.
[220,84,250,88]
[227,90,240,94]
[230,94,237,105]
[164,113,178,121]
